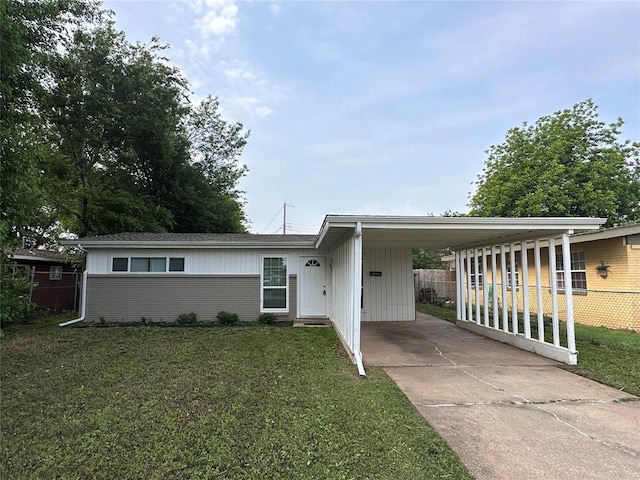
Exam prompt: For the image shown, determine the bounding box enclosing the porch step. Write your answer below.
[293,318,332,327]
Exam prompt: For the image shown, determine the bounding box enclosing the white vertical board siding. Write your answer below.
[87,248,318,275]
[330,236,356,353]
[362,247,415,321]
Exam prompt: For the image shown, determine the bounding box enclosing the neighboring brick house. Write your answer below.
[457,224,640,331]
[564,223,640,330]
[10,249,80,311]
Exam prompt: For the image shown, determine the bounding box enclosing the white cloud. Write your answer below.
[224,68,257,80]
[225,96,274,120]
[254,105,273,118]
[270,4,280,16]
[193,0,239,38]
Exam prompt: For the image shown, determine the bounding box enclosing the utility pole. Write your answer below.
[283,203,295,235]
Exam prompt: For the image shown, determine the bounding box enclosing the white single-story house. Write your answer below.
[62,215,604,374]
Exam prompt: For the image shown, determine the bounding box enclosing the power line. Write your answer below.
[261,205,284,234]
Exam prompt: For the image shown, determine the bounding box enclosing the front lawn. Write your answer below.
[0,323,472,479]
[562,324,640,396]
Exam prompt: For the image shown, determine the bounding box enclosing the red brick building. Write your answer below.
[11,249,80,311]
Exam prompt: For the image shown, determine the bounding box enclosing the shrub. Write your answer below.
[257,313,277,324]
[217,311,239,325]
[176,312,197,324]
[0,261,35,326]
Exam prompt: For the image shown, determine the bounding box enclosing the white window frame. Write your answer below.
[507,260,519,291]
[111,256,185,273]
[556,251,587,292]
[470,261,483,289]
[49,265,63,280]
[260,255,289,313]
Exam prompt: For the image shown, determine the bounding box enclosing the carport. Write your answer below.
[315,215,604,375]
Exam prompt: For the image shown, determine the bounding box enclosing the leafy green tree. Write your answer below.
[412,249,450,269]
[41,25,182,236]
[0,0,97,324]
[41,24,249,236]
[469,100,640,227]
[180,96,250,233]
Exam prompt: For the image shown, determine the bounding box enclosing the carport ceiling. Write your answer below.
[316,215,605,251]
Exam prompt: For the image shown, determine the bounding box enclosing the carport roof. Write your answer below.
[316,215,605,251]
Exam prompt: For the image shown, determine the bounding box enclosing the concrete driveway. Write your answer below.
[361,312,640,480]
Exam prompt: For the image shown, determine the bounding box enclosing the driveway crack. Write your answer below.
[532,403,640,459]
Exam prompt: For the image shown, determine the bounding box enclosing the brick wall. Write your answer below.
[86,275,298,323]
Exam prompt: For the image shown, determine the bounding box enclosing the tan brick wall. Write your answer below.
[86,275,298,323]
[467,237,639,331]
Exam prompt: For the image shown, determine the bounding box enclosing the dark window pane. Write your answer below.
[169,258,185,272]
[263,289,286,309]
[113,258,128,272]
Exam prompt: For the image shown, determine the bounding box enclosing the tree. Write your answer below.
[412,249,450,269]
[469,100,640,227]
[0,0,97,325]
[181,96,249,233]
[1,0,96,245]
[41,25,186,236]
[41,24,249,236]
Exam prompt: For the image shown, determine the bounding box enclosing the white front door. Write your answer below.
[299,256,327,317]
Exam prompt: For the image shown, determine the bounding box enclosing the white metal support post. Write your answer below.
[482,247,489,327]
[353,222,365,375]
[534,239,544,342]
[491,245,499,329]
[521,241,531,338]
[510,243,518,334]
[466,251,473,322]
[548,237,560,346]
[474,249,481,324]
[562,232,577,358]
[500,245,509,332]
[456,251,463,320]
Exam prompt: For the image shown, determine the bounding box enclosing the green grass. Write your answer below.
[418,302,640,396]
[416,302,457,322]
[564,324,640,396]
[0,322,472,480]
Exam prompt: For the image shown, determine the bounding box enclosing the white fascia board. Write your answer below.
[11,254,66,263]
[363,217,605,230]
[61,240,317,250]
[324,214,605,231]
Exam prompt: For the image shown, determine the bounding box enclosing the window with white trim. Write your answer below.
[470,261,483,288]
[111,257,185,273]
[262,257,288,311]
[556,251,587,291]
[507,261,519,290]
[49,265,63,280]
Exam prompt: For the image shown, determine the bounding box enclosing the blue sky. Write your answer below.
[104,0,640,234]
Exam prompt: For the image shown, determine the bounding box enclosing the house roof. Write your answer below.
[61,216,607,252]
[10,248,69,263]
[62,232,318,249]
[316,215,606,251]
[569,222,640,244]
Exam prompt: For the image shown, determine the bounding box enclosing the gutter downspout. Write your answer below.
[353,222,366,376]
[59,246,88,327]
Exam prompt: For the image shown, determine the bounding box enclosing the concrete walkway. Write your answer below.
[361,313,640,480]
